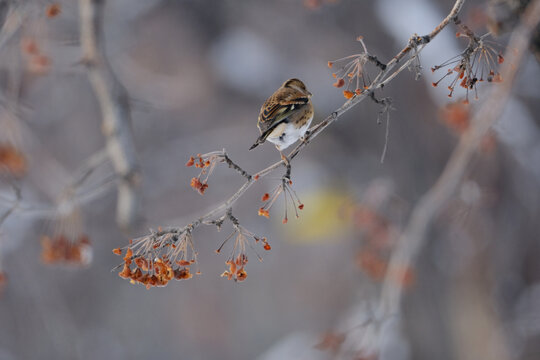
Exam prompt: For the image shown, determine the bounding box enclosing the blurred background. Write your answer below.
[0,0,540,359]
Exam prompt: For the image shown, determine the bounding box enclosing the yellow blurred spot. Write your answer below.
[279,188,354,243]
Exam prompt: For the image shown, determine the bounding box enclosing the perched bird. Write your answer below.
[249,79,314,155]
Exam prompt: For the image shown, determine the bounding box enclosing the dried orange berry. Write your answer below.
[134,257,149,270]
[46,4,61,17]
[263,243,271,251]
[112,248,122,255]
[282,217,288,224]
[440,101,470,134]
[261,193,270,201]
[333,78,345,88]
[327,61,333,68]
[177,260,191,266]
[497,54,504,64]
[186,157,195,166]
[227,260,237,275]
[119,264,132,279]
[343,90,354,99]
[124,248,133,266]
[0,144,27,176]
[254,174,260,180]
[258,208,270,218]
[236,268,247,281]
[21,38,39,55]
[298,204,304,210]
[174,268,193,280]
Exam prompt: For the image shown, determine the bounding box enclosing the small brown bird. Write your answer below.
[249,79,314,153]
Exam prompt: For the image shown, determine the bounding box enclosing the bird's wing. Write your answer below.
[258,89,309,133]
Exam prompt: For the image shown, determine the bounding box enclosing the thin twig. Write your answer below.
[222,151,252,180]
[380,110,390,164]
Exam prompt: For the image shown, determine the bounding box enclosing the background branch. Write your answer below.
[379,0,540,318]
[78,0,140,230]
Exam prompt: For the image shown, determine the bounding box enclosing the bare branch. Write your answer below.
[378,0,540,319]
[78,0,140,230]
[116,0,469,281]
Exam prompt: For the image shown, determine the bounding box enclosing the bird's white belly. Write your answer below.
[266,116,313,151]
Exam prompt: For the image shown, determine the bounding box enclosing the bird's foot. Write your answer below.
[300,130,311,144]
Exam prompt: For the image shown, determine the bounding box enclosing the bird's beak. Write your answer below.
[307,91,313,97]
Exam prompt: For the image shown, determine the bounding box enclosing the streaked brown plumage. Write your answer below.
[250,79,314,151]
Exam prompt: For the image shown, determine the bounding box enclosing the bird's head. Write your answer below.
[282,78,312,97]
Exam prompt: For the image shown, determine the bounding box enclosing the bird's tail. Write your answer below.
[249,135,265,150]
[249,140,261,150]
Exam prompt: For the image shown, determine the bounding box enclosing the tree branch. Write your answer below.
[378,0,540,318]
[117,0,468,279]
[78,0,140,230]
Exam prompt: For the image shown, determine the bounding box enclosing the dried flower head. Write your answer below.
[46,3,61,18]
[217,211,271,282]
[328,37,383,99]
[41,234,92,266]
[439,101,470,134]
[431,26,503,103]
[187,151,227,195]
[356,249,388,280]
[347,181,415,286]
[21,38,39,56]
[351,195,415,288]
[258,178,304,224]
[114,227,199,289]
[40,204,92,266]
[0,144,27,177]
